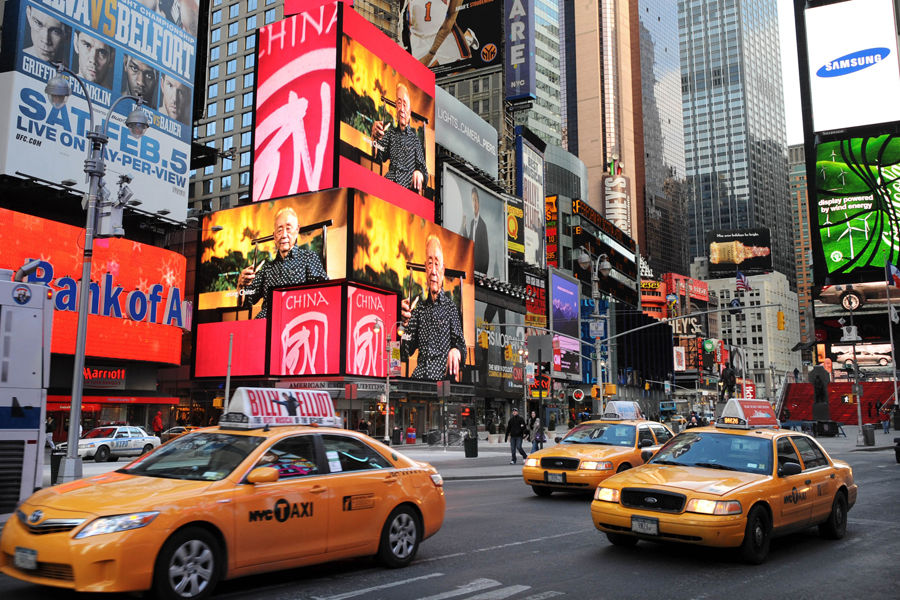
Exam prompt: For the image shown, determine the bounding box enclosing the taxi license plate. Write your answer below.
[14,547,37,570]
[547,472,564,484]
[631,516,659,536]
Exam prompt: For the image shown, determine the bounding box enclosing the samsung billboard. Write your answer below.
[804,0,900,132]
[0,0,197,221]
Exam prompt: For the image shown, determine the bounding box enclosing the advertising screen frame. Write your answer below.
[549,269,580,340]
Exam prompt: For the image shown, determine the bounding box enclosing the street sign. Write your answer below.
[572,389,585,401]
[664,381,671,395]
[589,319,606,339]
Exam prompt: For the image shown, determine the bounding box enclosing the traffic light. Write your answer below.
[479,331,489,349]
[591,385,600,398]
[841,394,855,404]
[777,310,785,331]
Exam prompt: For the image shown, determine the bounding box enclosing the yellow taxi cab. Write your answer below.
[590,398,857,563]
[1,388,446,599]
[522,401,674,497]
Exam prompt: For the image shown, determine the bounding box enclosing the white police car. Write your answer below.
[57,425,161,462]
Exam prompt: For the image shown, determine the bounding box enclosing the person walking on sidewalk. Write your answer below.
[505,408,528,464]
[881,409,891,434]
[152,411,164,438]
[528,411,545,453]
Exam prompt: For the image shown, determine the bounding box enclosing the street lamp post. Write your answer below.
[46,64,151,483]
[374,318,404,445]
[578,251,612,415]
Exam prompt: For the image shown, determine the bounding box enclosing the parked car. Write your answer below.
[159,425,199,443]
[56,425,160,462]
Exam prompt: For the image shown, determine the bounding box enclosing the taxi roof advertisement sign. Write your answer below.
[222,387,341,428]
[0,0,197,221]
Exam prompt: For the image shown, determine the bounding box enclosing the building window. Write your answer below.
[224,116,234,132]
[225,96,235,112]
[229,3,240,18]
[241,131,252,146]
[211,28,221,43]
[243,73,254,88]
[243,92,254,107]
[204,165,215,175]
[204,179,214,194]
[210,46,220,61]
[265,8,277,23]
[228,40,238,55]
[245,34,256,50]
[222,136,234,150]
[209,64,219,80]
[207,102,217,118]
[248,0,258,10]
[228,22,239,37]
[240,171,250,186]
[208,83,218,99]
[246,15,257,30]
[240,151,251,167]
[226,59,237,75]
[222,175,232,189]
[211,10,222,25]
[245,54,255,69]
[206,121,217,136]
[226,78,236,93]
[242,112,252,127]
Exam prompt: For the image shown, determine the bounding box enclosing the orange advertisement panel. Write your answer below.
[352,192,473,381]
[0,208,185,364]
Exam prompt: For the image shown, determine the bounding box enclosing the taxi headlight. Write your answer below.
[594,487,620,503]
[580,461,613,471]
[685,499,742,515]
[524,458,539,467]
[75,512,159,538]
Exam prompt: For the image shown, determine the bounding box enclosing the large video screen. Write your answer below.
[812,134,900,279]
[398,0,502,76]
[338,7,436,212]
[552,334,581,381]
[804,0,900,133]
[352,191,474,381]
[475,300,525,394]
[549,270,579,339]
[707,229,772,278]
[0,208,185,364]
[0,0,197,221]
[441,164,507,280]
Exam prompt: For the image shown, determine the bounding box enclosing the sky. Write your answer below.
[778,0,804,145]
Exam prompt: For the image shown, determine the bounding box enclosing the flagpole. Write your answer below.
[886,273,899,413]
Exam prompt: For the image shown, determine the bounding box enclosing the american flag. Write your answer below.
[736,271,752,291]
[885,262,900,287]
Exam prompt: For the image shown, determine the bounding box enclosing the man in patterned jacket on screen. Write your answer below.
[371,82,428,194]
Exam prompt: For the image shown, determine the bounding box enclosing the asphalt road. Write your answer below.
[2,449,898,600]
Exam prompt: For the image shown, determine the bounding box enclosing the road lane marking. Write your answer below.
[312,572,445,600]
[466,585,531,599]
[417,578,503,600]
[521,592,565,600]
[419,530,586,564]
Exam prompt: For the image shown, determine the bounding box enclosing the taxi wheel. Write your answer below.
[606,532,638,547]
[616,463,631,473]
[378,506,421,568]
[819,492,848,540]
[153,527,221,600]
[143,444,154,455]
[740,506,771,564]
[94,446,110,462]
[532,485,553,497]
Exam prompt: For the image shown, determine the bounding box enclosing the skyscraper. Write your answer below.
[789,143,813,347]
[679,0,795,287]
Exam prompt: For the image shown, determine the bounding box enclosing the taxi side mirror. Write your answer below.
[641,449,655,463]
[554,437,562,444]
[246,466,279,484]
[779,462,802,477]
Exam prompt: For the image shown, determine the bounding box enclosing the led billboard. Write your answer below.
[549,269,580,339]
[552,334,581,381]
[804,0,900,133]
[475,300,525,395]
[252,3,436,220]
[441,164,507,280]
[707,229,772,277]
[516,127,545,267]
[399,0,502,76]
[504,0,535,102]
[812,133,900,279]
[0,208,185,364]
[0,0,197,221]
[434,86,499,179]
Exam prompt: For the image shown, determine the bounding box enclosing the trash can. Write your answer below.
[50,451,65,485]
[464,434,478,458]
[405,427,417,444]
[862,424,876,446]
[391,427,402,446]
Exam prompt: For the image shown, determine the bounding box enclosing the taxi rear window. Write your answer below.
[120,433,264,481]
[560,423,637,447]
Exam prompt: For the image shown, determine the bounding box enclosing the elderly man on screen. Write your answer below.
[400,235,466,381]
[371,83,428,194]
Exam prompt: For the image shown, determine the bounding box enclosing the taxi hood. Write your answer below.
[28,472,214,516]
[537,443,633,460]
[612,464,764,497]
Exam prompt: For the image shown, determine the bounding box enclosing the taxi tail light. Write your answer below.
[685,499,742,515]
[430,473,443,487]
[594,487,620,503]
[581,461,613,471]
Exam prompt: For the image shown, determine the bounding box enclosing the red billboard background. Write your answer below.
[270,284,344,376]
[346,285,398,378]
[0,208,185,364]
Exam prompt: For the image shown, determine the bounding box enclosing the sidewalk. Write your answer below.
[41,424,898,487]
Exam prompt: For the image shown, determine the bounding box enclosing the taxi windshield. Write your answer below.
[650,432,773,475]
[84,427,117,439]
[560,423,636,447]
[119,432,264,481]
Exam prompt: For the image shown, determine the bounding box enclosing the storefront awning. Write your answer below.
[48,395,180,412]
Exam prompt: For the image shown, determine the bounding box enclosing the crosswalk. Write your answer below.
[313,574,565,600]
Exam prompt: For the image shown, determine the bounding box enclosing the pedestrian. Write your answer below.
[504,408,528,464]
[357,419,369,435]
[881,409,891,434]
[529,412,545,453]
[152,410,163,438]
[45,416,56,450]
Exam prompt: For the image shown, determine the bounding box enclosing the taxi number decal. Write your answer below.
[114,441,128,448]
[248,498,314,522]
[783,487,807,505]
[343,494,375,511]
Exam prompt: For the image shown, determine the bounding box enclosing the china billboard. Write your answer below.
[0,0,197,221]
[441,164,507,280]
[812,133,900,280]
[803,0,900,133]
[399,0,503,76]
[0,208,185,364]
[253,2,436,220]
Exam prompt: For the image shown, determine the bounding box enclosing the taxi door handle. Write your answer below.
[383,473,399,483]
[309,485,327,494]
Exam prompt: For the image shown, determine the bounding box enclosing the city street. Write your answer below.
[2,447,898,600]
